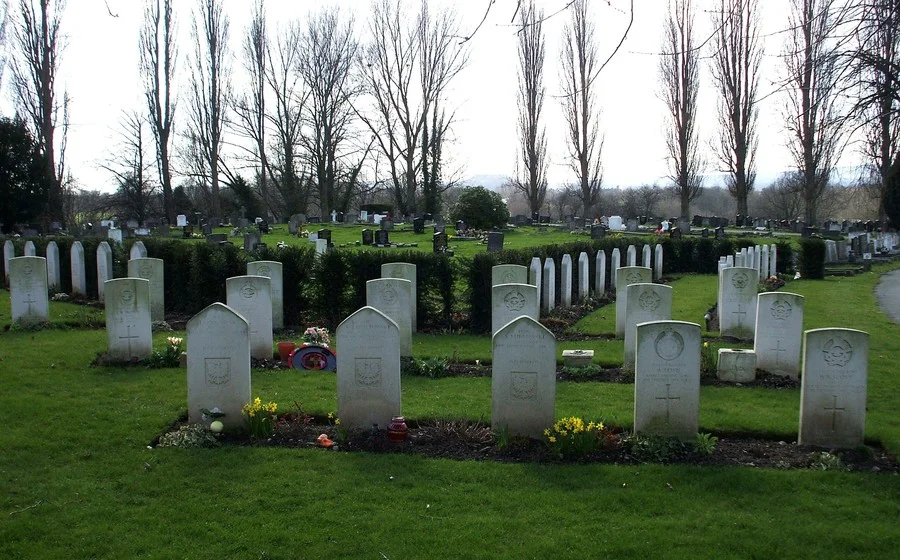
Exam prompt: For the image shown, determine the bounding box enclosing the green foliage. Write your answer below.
[798,238,826,279]
[450,186,510,229]
[146,336,184,369]
[544,417,616,458]
[559,364,604,379]
[418,357,449,378]
[157,424,220,448]
[808,451,846,471]
[700,341,717,377]
[0,117,50,233]
[228,175,263,220]
[693,432,719,456]
[243,398,278,439]
[626,434,687,463]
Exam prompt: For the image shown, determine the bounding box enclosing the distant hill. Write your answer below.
[464,174,508,192]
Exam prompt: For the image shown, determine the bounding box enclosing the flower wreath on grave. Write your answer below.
[291,327,337,372]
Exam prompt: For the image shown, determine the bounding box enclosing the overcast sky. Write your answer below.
[2,0,866,194]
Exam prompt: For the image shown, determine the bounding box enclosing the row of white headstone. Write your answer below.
[720,243,777,281]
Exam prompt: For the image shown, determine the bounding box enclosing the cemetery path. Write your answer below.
[875,269,900,324]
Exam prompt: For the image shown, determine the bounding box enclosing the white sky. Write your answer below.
[4,0,866,194]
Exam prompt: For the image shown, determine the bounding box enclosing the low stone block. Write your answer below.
[716,349,757,382]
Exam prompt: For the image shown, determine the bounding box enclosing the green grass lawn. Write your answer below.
[1,264,899,558]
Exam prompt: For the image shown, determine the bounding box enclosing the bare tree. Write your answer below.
[559,0,603,220]
[140,0,177,225]
[10,0,66,223]
[100,112,157,224]
[0,1,10,87]
[230,0,269,215]
[360,0,466,217]
[711,0,762,217]
[659,0,703,220]
[511,0,548,217]
[758,171,805,221]
[184,0,230,217]
[783,0,846,224]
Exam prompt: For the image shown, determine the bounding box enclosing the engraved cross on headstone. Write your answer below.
[824,395,845,432]
[770,340,787,365]
[118,324,140,357]
[655,383,680,424]
[23,292,37,314]
[732,304,747,327]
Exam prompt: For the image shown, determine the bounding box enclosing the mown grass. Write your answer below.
[1,263,899,558]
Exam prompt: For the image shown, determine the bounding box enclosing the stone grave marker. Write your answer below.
[560,254,573,307]
[9,256,49,325]
[529,257,542,309]
[3,240,14,284]
[610,248,621,290]
[366,278,412,356]
[46,241,60,291]
[487,232,504,252]
[799,328,869,448]
[247,261,284,330]
[760,244,770,279]
[634,320,701,441]
[541,257,556,313]
[70,241,87,297]
[752,245,761,272]
[96,241,114,301]
[104,278,152,361]
[226,275,274,360]
[128,257,165,321]
[642,244,651,269]
[130,241,147,260]
[24,240,35,256]
[754,292,804,378]
[654,244,664,280]
[716,349,756,382]
[336,306,401,430]
[615,266,652,337]
[244,233,260,252]
[577,252,589,300]
[492,264,528,287]
[627,245,637,267]
[725,255,734,267]
[362,229,374,246]
[315,238,329,254]
[382,262,417,332]
[623,283,673,370]
[719,267,758,339]
[492,283,539,334]
[595,250,606,294]
[187,303,251,429]
[374,229,389,246]
[108,228,124,244]
[492,316,556,438]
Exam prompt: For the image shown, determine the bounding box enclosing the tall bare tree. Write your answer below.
[0,1,10,87]
[512,0,548,216]
[140,0,177,225]
[184,0,230,217]
[783,0,846,224]
[559,0,603,220]
[659,0,703,219]
[711,0,762,217]
[10,0,66,223]
[231,0,269,215]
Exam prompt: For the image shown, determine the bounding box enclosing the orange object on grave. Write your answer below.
[316,434,333,448]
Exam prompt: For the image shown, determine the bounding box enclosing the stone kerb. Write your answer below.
[492,316,556,438]
[336,306,402,430]
[187,302,251,429]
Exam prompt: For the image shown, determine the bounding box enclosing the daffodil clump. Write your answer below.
[243,397,278,438]
[544,417,611,458]
[147,336,184,368]
[700,341,716,376]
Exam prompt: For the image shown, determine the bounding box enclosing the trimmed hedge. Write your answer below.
[798,238,826,279]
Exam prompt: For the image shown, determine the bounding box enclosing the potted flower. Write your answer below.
[291,327,337,371]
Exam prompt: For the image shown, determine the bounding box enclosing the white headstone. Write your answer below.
[615,266,652,338]
[96,242,114,301]
[642,244,651,268]
[717,256,727,276]
[226,275,274,361]
[654,244,663,280]
[739,248,748,268]
[130,241,147,260]
[492,283,539,335]
[624,283,673,370]
[24,240,35,256]
[247,261,284,330]
[577,252,590,301]
[541,257,556,312]
[608,215,624,230]
[382,262,417,332]
[128,258,165,321]
[491,264,528,287]
[104,278,152,361]
[754,292,804,378]
[315,238,328,254]
[177,214,188,227]
[560,254,573,307]
[769,244,777,276]
[610,248,621,290]
[760,244,770,279]
[3,240,14,284]
[529,257,542,310]
[366,278,413,356]
[626,245,637,267]
[336,306,401,429]
[45,241,60,291]
[70,241,87,297]
[716,349,756,382]
[107,228,123,244]
[799,328,869,448]
[634,320,701,441]
[719,267,758,339]
[752,245,761,272]
[187,303,251,429]
[9,256,49,325]
[595,250,606,294]
[492,316,556,438]
[725,255,734,268]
